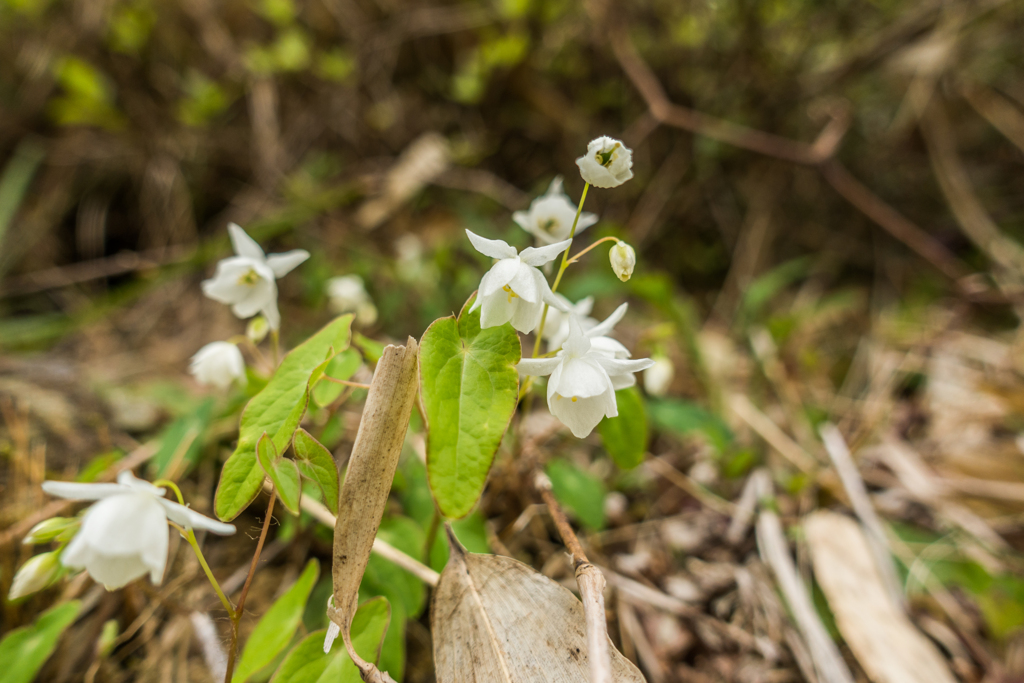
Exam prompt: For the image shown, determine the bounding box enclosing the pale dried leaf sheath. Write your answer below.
[330,338,419,683]
[805,511,957,683]
[432,528,646,683]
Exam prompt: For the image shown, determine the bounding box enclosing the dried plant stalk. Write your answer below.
[328,338,419,683]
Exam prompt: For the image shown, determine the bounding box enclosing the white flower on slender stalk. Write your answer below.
[576,136,634,188]
[8,551,62,600]
[466,230,571,333]
[517,316,653,438]
[202,223,309,330]
[326,275,378,326]
[41,471,235,590]
[609,241,636,281]
[190,341,246,390]
[513,177,599,245]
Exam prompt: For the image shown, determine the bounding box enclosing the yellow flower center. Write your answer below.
[237,269,261,286]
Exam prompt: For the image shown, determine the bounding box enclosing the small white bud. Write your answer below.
[609,241,636,282]
[8,551,62,600]
[644,356,674,397]
[576,136,634,188]
[190,341,246,390]
[326,275,378,326]
[246,316,270,343]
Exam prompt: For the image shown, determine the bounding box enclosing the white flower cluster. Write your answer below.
[470,136,654,437]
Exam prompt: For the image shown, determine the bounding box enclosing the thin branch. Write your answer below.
[535,472,612,683]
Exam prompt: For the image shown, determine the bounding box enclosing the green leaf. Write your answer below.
[0,600,81,683]
[257,432,301,514]
[649,399,733,453]
[420,294,520,518]
[233,559,320,683]
[597,387,648,469]
[545,459,606,531]
[216,315,353,521]
[428,511,490,573]
[293,429,339,515]
[352,333,385,365]
[311,348,362,408]
[272,597,391,683]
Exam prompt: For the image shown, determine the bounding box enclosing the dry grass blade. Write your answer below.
[328,338,420,683]
[431,526,647,683]
[805,511,957,683]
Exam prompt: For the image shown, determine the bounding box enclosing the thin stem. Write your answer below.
[321,377,371,389]
[531,182,591,360]
[153,479,185,505]
[423,508,441,564]
[270,329,281,367]
[225,488,277,683]
[181,525,236,617]
[228,335,269,370]
[567,236,621,266]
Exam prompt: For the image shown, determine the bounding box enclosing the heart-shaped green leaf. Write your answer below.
[293,428,339,514]
[215,314,353,521]
[597,386,648,469]
[419,293,520,518]
[256,432,301,514]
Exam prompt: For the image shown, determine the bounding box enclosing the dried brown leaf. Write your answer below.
[431,527,647,683]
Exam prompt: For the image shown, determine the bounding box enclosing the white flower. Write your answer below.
[517,316,653,438]
[202,223,310,330]
[466,230,571,333]
[513,177,598,245]
[8,551,62,600]
[326,275,378,325]
[644,356,674,397]
[41,471,235,590]
[576,137,634,188]
[190,341,246,390]
[609,241,636,281]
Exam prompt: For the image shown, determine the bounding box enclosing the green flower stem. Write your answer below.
[270,329,281,366]
[531,182,590,360]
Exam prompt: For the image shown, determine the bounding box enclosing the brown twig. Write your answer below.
[225,488,276,683]
[535,472,612,683]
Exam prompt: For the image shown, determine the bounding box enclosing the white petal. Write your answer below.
[41,480,126,501]
[611,372,637,390]
[553,357,610,399]
[561,316,592,358]
[261,293,281,331]
[511,210,532,233]
[549,389,615,438]
[575,156,618,188]
[516,356,562,377]
[266,249,310,278]
[508,265,541,303]
[479,258,520,297]
[586,303,628,339]
[590,336,631,359]
[466,230,517,260]
[228,223,266,261]
[574,212,599,234]
[519,238,573,267]
[594,356,655,376]
[479,291,515,329]
[159,500,236,535]
[509,299,544,333]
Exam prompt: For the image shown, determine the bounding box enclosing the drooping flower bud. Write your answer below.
[190,341,246,390]
[644,355,674,397]
[23,517,80,545]
[8,551,63,600]
[576,136,634,188]
[246,315,270,344]
[609,241,636,282]
[326,275,378,326]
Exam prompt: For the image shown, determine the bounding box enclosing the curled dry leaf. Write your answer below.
[328,338,419,683]
[432,526,647,683]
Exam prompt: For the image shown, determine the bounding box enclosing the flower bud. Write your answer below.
[644,355,674,397]
[8,551,62,600]
[190,341,246,390]
[23,517,79,545]
[326,275,378,326]
[609,241,636,282]
[247,316,270,343]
